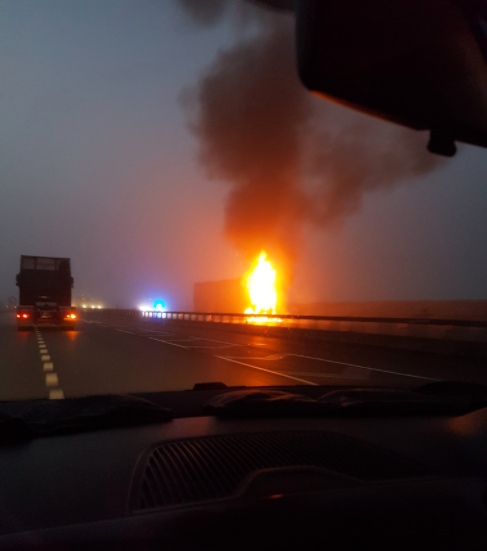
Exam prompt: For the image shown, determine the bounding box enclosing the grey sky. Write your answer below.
[0,0,486,309]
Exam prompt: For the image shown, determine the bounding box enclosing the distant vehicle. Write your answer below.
[15,255,77,330]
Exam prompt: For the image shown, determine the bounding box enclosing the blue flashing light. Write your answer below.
[154,301,165,312]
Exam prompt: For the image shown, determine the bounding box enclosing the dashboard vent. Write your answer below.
[131,431,426,511]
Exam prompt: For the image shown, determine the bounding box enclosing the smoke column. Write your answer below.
[177,0,444,279]
[177,0,229,27]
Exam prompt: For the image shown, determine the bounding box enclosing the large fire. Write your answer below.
[244,252,281,323]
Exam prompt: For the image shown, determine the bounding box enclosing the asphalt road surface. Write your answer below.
[1,311,487,401]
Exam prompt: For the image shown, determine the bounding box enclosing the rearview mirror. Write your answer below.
[255,0,487,156]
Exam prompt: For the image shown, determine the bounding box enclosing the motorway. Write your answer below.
[1,311,487,401]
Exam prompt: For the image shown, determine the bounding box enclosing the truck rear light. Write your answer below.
[64,314,76,320]
[22,314,29,319]
[16,314,20,318]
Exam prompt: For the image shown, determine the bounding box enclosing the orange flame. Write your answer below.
[244,252,281,323]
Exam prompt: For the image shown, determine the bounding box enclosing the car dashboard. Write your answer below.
[1,390,487,550]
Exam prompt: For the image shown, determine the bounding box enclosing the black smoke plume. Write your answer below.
[176,0,229,27]
[178,1,444,280]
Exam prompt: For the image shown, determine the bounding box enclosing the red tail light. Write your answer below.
[16,314,20,318]
[22,314,29,319]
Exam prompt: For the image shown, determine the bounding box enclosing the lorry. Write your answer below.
[16,255,77,330]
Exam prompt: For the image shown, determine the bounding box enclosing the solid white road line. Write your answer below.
[148,337,188,349]
[289,353,438,381]
[93,321,436,382]
[169,334,435,381]
[105,324,246,348]
[143,329,174,335]
[186,336,244,347]
[224,353,288,361]
[158,339,195,343]
[215,356,318,386]
[274,369,367,380]
[186,345,236,349]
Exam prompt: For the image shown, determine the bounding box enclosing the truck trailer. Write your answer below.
[16,255,77,330]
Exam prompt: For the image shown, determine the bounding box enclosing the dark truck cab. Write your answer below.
[15,255,76,330]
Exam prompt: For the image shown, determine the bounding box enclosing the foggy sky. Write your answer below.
[0,0,486,310]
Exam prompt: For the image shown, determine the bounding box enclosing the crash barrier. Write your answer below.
[85,309,487,345]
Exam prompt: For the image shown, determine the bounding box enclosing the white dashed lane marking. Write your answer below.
[45,373,58,387]
[36,329,65,399]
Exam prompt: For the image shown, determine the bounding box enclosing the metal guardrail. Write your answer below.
[139,311,487,328]
[86,309,487,344]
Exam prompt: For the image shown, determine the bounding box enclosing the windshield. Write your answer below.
[0,0,486,402]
